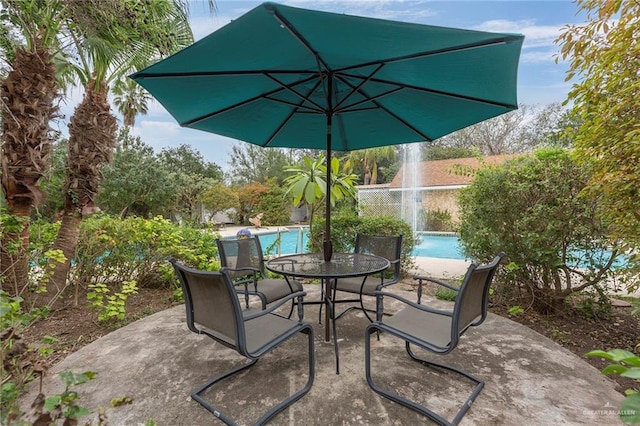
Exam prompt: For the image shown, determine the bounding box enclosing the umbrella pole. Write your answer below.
[323,113,333,262]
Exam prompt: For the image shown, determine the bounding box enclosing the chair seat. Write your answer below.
[244,313,303,355]
[384,306,453,349]
[331,276,394,296]
[254,278,303,304]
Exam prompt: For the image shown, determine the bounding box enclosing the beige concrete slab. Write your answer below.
[20,284,624,426]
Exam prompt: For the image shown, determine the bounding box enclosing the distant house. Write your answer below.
[357,154,522,226]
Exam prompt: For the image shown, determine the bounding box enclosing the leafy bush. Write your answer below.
[256,181,292,226]
[73,215,220,291]
[1,290,52,423]
[309,214,415,274]
[585,349,640,424]
[457,148,625,313]
[422,208,453,232]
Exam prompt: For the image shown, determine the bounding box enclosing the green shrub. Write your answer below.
[256,183,291,226]
[457,148,625,313]
[309,214,415,274]
[422,208,453,232]
[73,215,220,290]
[586,349,640,424]
[435,287,458,301]
[1,290,52,423]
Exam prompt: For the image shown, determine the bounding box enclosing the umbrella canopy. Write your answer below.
[131,1,524,260]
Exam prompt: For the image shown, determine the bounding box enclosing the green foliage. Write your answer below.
[111,395,134,407]
[74,215,220,290]
[87,280,138,322]
[585,349,640,424]
[227,144,291,186]
[99,132,175,218]
[160,144,222,181]
[435,287,458,301]
[507,305,524,316]
[422,208,453,232]
[33,370,96,424]
[557,0,640,253]
[236,181,270,225]
[1,290,51,423]
[199,183,239,223]
[457,148,623,313]
[284,155,358,231]
[309,214,415,274]
[574,289,612,319]
[256,182,292,226]
[344,146,398,185]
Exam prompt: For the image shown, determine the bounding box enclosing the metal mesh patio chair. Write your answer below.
[329,234,402,323]
[365,252,505,426]
[170,259,315,425]
[216,237,303,314]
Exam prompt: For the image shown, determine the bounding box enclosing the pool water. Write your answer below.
[254,229,466,260]
[412,234,466,259]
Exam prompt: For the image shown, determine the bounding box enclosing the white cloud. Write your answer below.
[474,19,564,50]
[520,49,557,64]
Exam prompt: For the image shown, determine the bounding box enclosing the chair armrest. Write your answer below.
[243,291,307,321]
[413,275,460,291]
[373,290,453,318]
[222,266,261,275]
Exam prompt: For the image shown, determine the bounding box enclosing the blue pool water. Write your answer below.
[253,229,466,260]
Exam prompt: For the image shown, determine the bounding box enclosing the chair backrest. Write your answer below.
[170,259,245,351]
[355,234,403,281]
[451,252,505,340]
[216,237,265,280]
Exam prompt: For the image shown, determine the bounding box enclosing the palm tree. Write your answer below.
[112,76,151,130]
[0,0,64,297]
[346,146,397,185]
[43,1,198,303]
[284,155,357,232]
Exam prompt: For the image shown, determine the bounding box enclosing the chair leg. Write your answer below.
[191,358,258,425]
[193,325,315,425]
[365,325,484,426]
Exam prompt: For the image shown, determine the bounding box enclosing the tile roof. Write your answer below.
[388,154,523,189]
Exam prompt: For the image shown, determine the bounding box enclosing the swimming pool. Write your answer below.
[252,229,466,260]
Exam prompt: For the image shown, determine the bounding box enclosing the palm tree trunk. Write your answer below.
[43,209,82,306]
[44,79,117,306]
[1,43,59,301]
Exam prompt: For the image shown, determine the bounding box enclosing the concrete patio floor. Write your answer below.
[21,282,625,425]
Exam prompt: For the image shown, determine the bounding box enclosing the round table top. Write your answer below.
[265,252,390,279]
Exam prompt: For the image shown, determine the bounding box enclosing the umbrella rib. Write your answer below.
[132,69,318,78]
[336,76,434,141]
[263,81,326,147]
[263,73,325,113]
[332,75,403,112]
[341,72,517,109]
[266,3,335,110]
[181,73,324,126]
[336,35,523,75]
[333,64,385,111]
[266,4,332,73]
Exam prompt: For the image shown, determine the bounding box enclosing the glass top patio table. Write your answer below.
[265,252,390,279]
[265,252,390,374]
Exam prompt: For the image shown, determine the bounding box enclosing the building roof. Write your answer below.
[388,154,522,189]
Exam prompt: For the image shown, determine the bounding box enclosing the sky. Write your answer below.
[61,0,586,172]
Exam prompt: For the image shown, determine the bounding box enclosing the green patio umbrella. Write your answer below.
[131,1,524,261]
